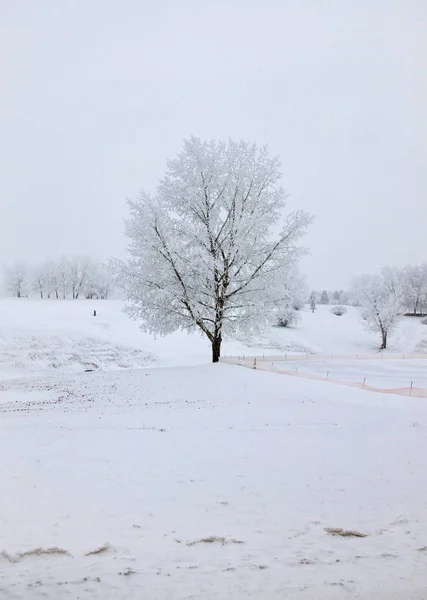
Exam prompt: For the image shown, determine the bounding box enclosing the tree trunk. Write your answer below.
[380,329,387,350]
[211,335,222,363]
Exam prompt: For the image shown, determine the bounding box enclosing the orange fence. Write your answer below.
[221,352,427,363]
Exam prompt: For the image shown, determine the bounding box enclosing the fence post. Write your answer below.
[326,370,329,379]
[253,358,257,370]
[410,381,413,396]
[363,377,366,387]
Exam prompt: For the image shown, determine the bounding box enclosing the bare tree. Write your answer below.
[114,137,312,362]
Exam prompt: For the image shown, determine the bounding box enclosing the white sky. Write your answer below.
[1,0,426,289]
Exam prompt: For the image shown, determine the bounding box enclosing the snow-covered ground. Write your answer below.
[0,298,266,378]
[244,305,427,357]
[0,299,426,380]
[2,366,427,599]
[1,299,427,599]
[267,359,427,392]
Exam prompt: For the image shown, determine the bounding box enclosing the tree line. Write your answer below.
[349,264,427,349]
[3,257,111,300]
[314,265,427,315]
[308,289,349,307]
[311,264,427,349]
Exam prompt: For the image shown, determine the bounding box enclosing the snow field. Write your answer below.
[269,358,427,390]
[224,357,427,397]
[1,299,427,598]
[1,366,427,599]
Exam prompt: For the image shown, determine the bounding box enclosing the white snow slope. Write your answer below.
[0,299,426,380]
[1,300,427,599]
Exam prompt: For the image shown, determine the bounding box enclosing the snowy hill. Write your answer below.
[0,299,425,379]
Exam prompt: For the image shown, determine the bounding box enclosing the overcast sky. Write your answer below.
[1,0,425,289]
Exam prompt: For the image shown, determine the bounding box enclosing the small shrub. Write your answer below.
[331,305,347,316]
[277,306,299,327]
[421,317,427,325]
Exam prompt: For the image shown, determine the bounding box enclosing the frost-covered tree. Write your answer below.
[401,264,427,315]
[83,260,111,299]
[382,265,403,296]
[277,304,298,327]
[290,269,308,311]
[46,260,60,299]
[320,290,329,305]
[68,256,93,299]
[276,268,307,327]
[114,137,312,362]
[95,264,111,299]
[309,290,317,312]
[5,262,28,298]
[332,290,342,304]
[340,290,351,306]
[26,257,112,300]
[81,260,99,299]
[68,257,82,299]
[55,257,70,299]
[33,266,46,299]
[352,273,404,349]
[32,260,57,299]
